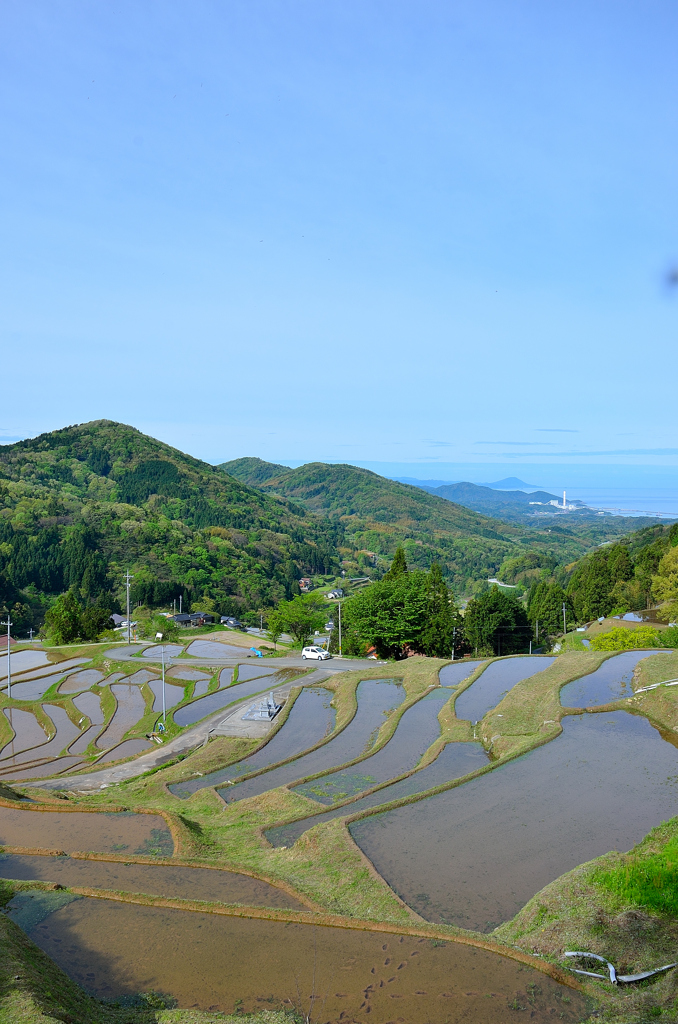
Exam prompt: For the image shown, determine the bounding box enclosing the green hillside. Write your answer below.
[218,459,648,594]
[0,422,341,632]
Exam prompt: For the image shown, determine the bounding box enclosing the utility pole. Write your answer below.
[179,594,182,614]
[338,601,342,657]
[451,626,456,661]
[124,572,134,645]
[562,602,567,637]
[2,616,12,699]
[161,642,166,725]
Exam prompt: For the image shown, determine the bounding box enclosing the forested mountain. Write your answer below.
[218,458,652,596]
[563,521,678,621]
[2,422,671,637]
[0,422,341,631]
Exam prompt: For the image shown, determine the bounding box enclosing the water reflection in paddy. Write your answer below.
[0,807,173,855]
[14,896,585,1021]
[96,685,146,749]
[0,853,303,908]
[454,656,554,723]
[293,688,453,805]
[267,741,489,849]
[170,687,335,798]
[350,711,678,931]
[218,679,405,804]
[560,650,668,707]
[438,659,485,686]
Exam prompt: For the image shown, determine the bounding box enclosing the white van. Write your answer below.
[301,646,331,661]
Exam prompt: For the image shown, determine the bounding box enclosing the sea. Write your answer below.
[560,487,678,519]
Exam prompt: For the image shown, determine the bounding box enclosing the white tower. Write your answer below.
[563,490,567,508]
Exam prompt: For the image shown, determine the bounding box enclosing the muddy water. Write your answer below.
[17,897,585,1021]
[293,688,452,805]
[96,685,146,749]
[173,673,298,728]
[170,688,336,798]
[0,709,48,760]
[267,741,489,849]
[560,650,668,707]
[438,659,486,686]
[351,711,678,932]
[454,656,555,723]
[0,853,304,908]
[0,807,173,855]
[219,680,405,804]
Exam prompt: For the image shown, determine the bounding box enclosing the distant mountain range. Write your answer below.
[395,475,542,492]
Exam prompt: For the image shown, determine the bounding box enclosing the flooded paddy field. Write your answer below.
[0,806,173,856]
[560,650,668,707]
[293,687,453,805]
[267,741,489,848]
[0,707,83,779]
[454,656,555,723]
[173,670,303,728]
[0,709,48,762]
[96,685,146,749]
[438,659,485,686]
[350,711,678,931]
[170,687,335,798]
[0,853,304,908]
[218,679,405,804]
[8,895,586,1021]
[148,679,185,712]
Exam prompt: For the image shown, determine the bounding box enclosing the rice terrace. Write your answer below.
[1,431,678,1024]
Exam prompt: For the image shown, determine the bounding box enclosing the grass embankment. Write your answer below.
[479,652,609,759]
[626,651,678,740]
[497,817,678,1021]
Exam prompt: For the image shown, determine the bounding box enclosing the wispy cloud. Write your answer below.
[474,441,557,447]
[535,428,578,433]
[485,448,678,458]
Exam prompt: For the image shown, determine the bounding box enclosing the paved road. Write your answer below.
[36,653,387,793]
[107,644,384,674]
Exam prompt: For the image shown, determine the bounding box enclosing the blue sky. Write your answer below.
[2,0,677,482]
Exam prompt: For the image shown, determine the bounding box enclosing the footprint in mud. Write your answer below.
[384,957,391,965]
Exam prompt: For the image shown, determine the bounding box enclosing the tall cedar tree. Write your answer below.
[384,547,408,580]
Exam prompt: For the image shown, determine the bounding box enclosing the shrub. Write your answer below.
[589,626,661,651]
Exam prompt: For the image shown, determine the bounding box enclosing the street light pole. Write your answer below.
[2,616,12,699]
[161,644,166,725]
[338,600,342,657]
[124,572,134,645]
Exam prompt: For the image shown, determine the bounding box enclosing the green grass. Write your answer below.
[593,835,678,916]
